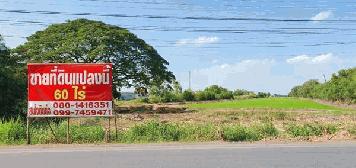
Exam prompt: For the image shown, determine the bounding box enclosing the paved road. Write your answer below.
[0,143,356,168]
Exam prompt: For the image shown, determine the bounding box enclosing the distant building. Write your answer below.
[120,92,138,100]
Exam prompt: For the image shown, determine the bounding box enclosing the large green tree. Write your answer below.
[13,18,175,98]
[0,35,27,118]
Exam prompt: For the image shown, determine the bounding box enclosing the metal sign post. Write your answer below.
[26,117,31,145]
[107,117,111,143]
[67,117,70,144]
[115,114,118,140]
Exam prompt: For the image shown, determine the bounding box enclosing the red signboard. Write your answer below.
[27,63,113,117]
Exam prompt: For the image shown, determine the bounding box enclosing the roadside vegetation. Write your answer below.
[0,20,355,145]
[289,68,356,103]
[1,96,355,145]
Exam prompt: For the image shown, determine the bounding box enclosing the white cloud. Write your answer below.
[175,55,349,94]
[176,36,219,46]
[286,53,345,83]
[311,11,333,21]
[176,59,299,94]
[211,59,219,64]
[286,53,335,64]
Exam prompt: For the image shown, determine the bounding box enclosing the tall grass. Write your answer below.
[31,121,105,144]
[0,118,26,144]
[222,123,278,142]
[116,121,219,143]
[0,119,346,144]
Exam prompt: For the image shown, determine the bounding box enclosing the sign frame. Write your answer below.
[26,63,115,144]
[27,63,113,118]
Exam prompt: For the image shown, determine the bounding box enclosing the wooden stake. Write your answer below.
[67,117,70,144]
[26,117,31,145]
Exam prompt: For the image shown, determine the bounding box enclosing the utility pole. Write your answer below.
[189,71,191,90]
[323,74,327,83]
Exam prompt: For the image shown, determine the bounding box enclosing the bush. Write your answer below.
[222,123,278,142]
[222,125,260,141]
[348,125,356,136]
[233,89,252,96]
[147,81,184,103]
[193,85,234,101]
[195,91,207,101]
[234,93,256,100]
[181,124,218,141]
[148,95,161,103]
[256,122,279,137]
[286,123,338,137]
[256,92,271,98]
[182,89,195,101]
[204,91,216,100]
[0,118,26,144]
[216,91,234,100]
[147,84,261,103]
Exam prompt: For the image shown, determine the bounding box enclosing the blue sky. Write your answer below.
[1,0,356,94]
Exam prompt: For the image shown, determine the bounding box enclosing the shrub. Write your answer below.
[286,123,338,137]
[233,93,256,100]
[182,89,195,101]
[348,125,356,136]
[180,124,219,141]
[222,123,278,142]
[256,92,271,98]
[255,122,279,137]
[118,121,183,142]
[0,118,26,144]
[160,91,176,102]
[195,91,207,101]
[272,111,291,121]
[217,91,234,100]
[222,125,261,141]
[204,91,216,100]
[233,89,253,96]
[148,95,161,103]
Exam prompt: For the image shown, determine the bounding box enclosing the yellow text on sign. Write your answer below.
[54,86,86,100]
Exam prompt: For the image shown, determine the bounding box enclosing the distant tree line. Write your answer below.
[145,84,272,103]
[289,68,356,103]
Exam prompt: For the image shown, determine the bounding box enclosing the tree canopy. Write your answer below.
[13,18,175,98]
[289,68,356,103]
[0,35,27,118]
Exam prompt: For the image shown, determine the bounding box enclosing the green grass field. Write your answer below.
[188,97,339,110]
